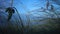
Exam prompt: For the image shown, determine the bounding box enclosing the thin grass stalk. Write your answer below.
[13,7,24,34]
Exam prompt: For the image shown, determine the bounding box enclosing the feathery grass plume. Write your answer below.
[50,5,55,12]
[46,0,50,10]
[5,7,15,21]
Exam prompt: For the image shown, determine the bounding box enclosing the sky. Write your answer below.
[12,0,60,18]
[13,0,47,14]
[13,0,60,15]
[0,0,60,14]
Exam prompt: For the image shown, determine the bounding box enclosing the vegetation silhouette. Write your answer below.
[0,0,60,34]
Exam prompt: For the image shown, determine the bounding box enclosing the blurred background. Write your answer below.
[0,0,60,34]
